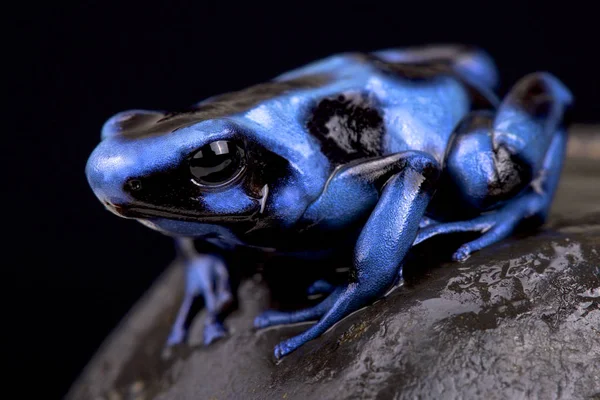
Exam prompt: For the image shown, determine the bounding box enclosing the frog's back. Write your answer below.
[271,46,500,164]
[110,46,499,169]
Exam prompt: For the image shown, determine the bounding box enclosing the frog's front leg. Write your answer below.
[416,72,572,261]
[259,152,441,358]
[166,238,233,346]
[254,151,435,329]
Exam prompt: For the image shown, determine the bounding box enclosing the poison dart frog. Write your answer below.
[86,45,572,358]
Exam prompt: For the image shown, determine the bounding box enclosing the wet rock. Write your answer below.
[68,134,600,400]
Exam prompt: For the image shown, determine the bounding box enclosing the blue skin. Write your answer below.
[86,44,572,359]
[166,238,232,345]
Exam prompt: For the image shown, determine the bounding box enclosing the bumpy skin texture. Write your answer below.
[86,44,573,359]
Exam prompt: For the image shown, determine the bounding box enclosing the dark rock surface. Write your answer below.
[68,132,600,400]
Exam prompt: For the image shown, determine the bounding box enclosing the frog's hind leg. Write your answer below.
[415,72,572,261]
[269,152,440,358]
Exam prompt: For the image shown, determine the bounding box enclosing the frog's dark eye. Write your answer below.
[189,140,246,187]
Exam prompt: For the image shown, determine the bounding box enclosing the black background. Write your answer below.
[8,1,599,398]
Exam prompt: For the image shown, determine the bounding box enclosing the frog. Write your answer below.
[85,44,572,359]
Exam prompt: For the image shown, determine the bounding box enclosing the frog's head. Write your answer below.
[85,109,322,242]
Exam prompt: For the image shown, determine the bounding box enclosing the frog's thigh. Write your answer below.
[273,152,440,359]
[418,129,568,261]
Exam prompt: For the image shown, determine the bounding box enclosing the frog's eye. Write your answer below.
[189,140,246,187]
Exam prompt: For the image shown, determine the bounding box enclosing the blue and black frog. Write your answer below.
[86,45,572,358]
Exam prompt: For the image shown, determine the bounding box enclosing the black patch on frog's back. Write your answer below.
[116,75,331,140]
[307,92,384,164]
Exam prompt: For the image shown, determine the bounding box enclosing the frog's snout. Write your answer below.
[85,139,137,217]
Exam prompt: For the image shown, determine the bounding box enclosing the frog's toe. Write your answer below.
[452,245,472,262]
[254,288,343,330]
[166,328,187,347]
[307,279,335,295]
[418,216,440,228]
[203,320,227,345]
[254,310,278,329]
[254,310,313,329]
[450,213,519,263]
[274,338,299,360]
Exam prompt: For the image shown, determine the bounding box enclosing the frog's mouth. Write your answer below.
[109,202,277,247]
[110,203,259,224]
[108,183,269,224]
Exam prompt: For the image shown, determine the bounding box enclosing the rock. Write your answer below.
[67,131,600,400]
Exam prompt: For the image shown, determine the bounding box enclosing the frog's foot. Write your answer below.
[414,214,495,260]
[203,317,228,345]
[254,287,343,329]
[197,263,234,344]
[274,339,300,360]
[165,243,234,348]
[271,282,380,359]
[166,326,188,346]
